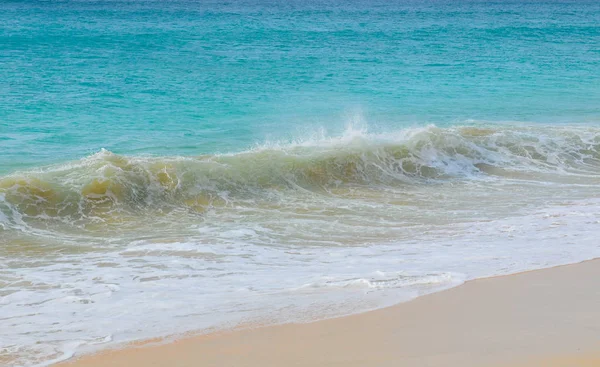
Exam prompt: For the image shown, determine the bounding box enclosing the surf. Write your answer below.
[1,124,599,234]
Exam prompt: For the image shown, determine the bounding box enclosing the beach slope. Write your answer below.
[59,260,600,367]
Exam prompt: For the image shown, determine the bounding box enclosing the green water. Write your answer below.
[2,0,600,173]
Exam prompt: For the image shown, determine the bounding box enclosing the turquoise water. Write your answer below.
[2,1,600,366]
[2,0,600,173]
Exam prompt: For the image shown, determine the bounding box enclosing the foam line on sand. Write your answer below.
[58,259,600,367]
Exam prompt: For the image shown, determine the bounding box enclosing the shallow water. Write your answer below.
[1,0,600,366]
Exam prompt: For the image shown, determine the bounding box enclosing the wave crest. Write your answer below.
[1,124,599,230]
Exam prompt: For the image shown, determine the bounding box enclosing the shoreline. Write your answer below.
[56,259,600,367]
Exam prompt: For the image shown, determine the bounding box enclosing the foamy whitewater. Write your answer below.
[2,0,600,365]
[2,124,600,366]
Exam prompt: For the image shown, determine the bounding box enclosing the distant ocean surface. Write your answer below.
[1,1,600,366]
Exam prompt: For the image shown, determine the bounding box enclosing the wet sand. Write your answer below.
[58,259,600,367]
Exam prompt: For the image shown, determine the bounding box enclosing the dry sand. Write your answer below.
[58,259,600,367]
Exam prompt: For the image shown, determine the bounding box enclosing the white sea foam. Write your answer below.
[1,124,600,366]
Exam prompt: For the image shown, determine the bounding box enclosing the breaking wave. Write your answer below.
[1,124,599,230]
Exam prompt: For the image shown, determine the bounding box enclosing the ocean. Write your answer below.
[1,0,600,365]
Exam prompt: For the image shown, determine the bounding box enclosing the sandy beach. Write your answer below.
[57,259,600,367]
